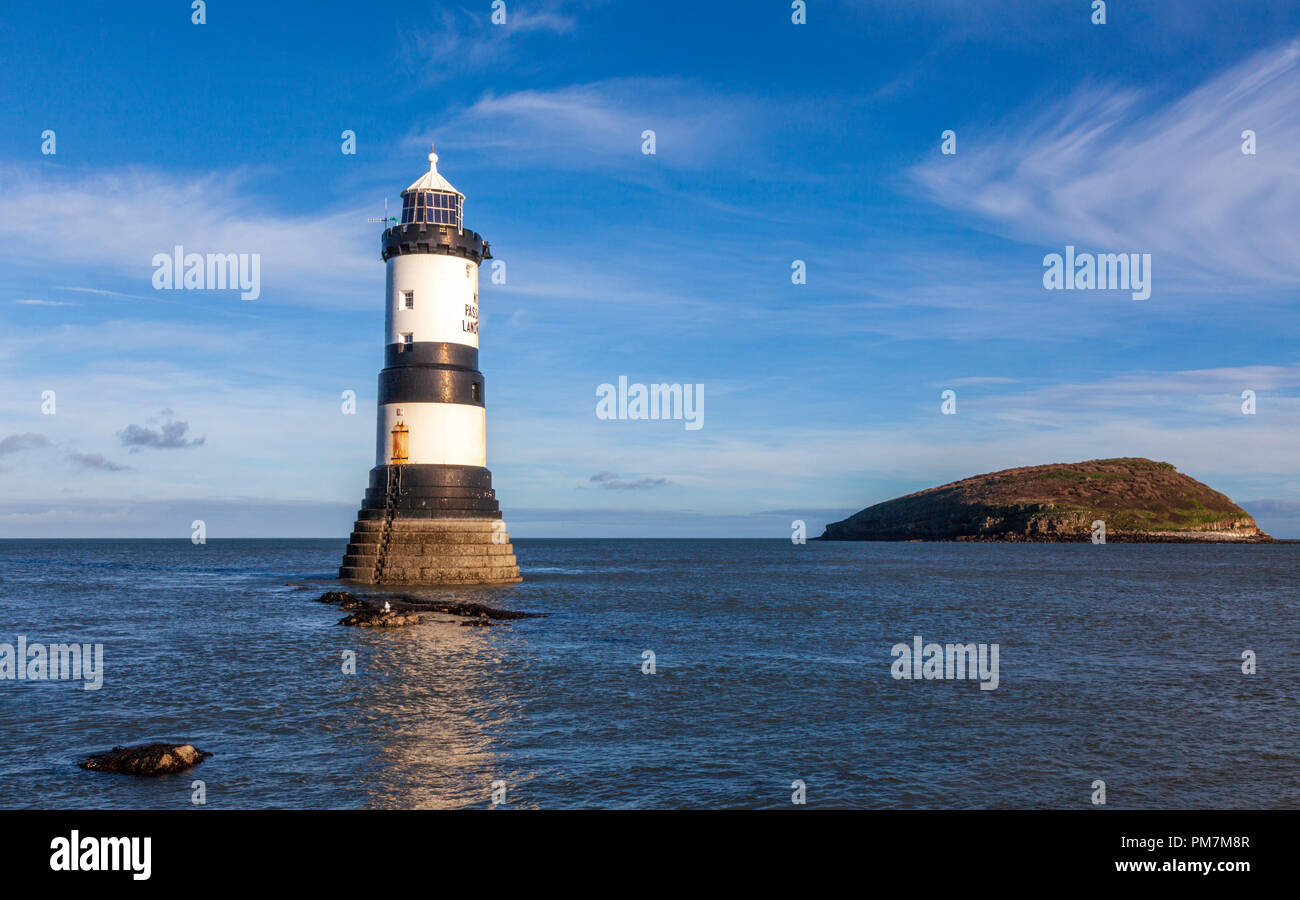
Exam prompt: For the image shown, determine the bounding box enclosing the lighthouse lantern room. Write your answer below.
[338,146,521,585]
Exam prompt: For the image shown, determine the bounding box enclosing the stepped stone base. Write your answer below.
[339,464,521,585]
[339,517,522,585]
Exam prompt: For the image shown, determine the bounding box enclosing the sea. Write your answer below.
[0,539,1295,809]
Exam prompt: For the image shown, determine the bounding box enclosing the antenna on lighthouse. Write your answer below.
[367,197,396,227]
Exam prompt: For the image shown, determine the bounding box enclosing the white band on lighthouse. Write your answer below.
[376,403,486,467]
[385,255,479,348]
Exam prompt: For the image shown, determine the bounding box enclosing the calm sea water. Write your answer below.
[0,539,1295,809]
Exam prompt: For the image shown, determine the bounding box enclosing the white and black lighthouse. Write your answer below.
[339,145,521,585]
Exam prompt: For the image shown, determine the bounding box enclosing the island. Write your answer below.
[817,458,1273,542]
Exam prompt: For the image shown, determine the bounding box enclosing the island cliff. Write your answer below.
[818,458,1272,542]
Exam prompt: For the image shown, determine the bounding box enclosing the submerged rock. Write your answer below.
[81,743,212,776]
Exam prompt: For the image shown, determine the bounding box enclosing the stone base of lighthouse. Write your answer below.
[338,465,521,585]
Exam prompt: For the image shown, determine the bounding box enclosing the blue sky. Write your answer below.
[1,0,1298,538]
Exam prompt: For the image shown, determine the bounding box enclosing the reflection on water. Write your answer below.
[349,611,525,809]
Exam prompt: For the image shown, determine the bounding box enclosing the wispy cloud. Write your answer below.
[1242,498,1300,515]
[0,433,51,456]
[944,376,1020,387]
[910,40,1300,286]
[69,452,131,472]
[0,497,355,539]
[491,359,1300,519]
[58,287,138,297]
[0,167,374,308]
[401,3,577,80]
[980,364,1300,422]
[443,78,761,171]
[588,471,670,490]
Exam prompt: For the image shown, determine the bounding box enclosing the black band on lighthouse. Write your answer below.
[368,464,495,490]
[384,342,479,369]
[378,366,484,406]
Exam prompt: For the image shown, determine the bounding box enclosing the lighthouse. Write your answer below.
[338,145,521,585]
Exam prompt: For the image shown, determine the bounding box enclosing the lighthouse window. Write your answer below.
[401,191,463,226]
[429,192,462,226]
[401,291,414,310]
[471,382,481,402]
[401,332,413,351]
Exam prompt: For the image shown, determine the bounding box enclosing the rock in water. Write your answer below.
[385,597,542,620]
[319,591,420,625]
[81,743,212,776]
[338,608,422,627]
[317,590,368,609]
[317,591,538,625]
[819,458,1273,543]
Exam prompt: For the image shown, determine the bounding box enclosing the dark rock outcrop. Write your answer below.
[819,458,1274,543]
[338,608,422,628]
[81,743,212,776]
[317,591,368,610]
[316,591,540,626]
[387,597,541,620]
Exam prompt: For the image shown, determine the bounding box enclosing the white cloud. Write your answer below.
[400,3,577,79]
[441,78,760,171]
[981,364,1300,415]
[910,40,1300,287]
[0,166,374,308]
[487,361,1300,518]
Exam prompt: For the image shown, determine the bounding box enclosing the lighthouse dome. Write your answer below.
[399,143,464,228]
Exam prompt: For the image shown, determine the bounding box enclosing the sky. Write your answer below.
[0,0,1298,538]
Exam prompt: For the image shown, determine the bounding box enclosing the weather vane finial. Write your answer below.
[429,142,438,174]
